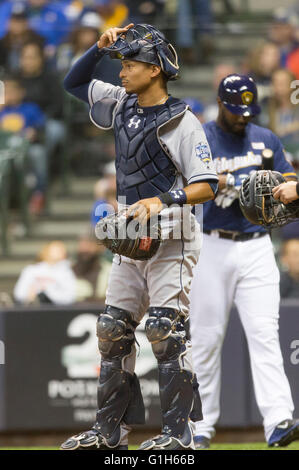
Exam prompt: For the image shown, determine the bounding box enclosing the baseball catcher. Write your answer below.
[61,23,218,450]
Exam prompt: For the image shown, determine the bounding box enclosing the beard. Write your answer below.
[220,113,248,136]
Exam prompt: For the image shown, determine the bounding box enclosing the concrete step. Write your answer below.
[51,176,99,199]
[48,197,93,218]
[8,238,78,259]
[0,258,35,279]
[32,219,90,238]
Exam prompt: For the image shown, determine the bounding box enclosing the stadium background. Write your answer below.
[0,0,298,449]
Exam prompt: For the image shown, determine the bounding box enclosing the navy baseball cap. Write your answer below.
[218,74,261,117]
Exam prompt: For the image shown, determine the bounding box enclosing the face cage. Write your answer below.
[106,25,179,79]
[255,182,290,227]
[107,25,165,59]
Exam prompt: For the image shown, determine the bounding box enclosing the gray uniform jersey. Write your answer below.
[88,79,218,244]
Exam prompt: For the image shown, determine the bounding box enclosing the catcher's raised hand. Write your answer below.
[97,23,134,49]
[273,181,299,205]
[126,197,163,225]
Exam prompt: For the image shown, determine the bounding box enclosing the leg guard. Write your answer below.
[95,305,145,446]
[61,305,144,451]
[141,307,201,450]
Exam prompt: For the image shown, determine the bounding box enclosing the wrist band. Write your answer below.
[296,182,299,197]
[157,189,187,207]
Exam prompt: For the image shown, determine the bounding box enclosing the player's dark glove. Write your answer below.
[95,209,161,260]
[239,170,299,228]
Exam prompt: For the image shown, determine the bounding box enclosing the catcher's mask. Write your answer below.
[103,24,179,81]
[239,170,292,228]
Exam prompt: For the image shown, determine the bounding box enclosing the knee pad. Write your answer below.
[145,307,186,362]
[145,307,179,344]
[97,305,138,360]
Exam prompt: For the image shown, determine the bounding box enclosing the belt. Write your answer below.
[203,229,267,242]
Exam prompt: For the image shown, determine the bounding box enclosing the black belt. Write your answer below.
[203,229,267,242]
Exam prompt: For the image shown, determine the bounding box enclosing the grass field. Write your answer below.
[1,442,299,450]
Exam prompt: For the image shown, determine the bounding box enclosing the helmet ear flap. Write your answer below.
[157,43,179,80]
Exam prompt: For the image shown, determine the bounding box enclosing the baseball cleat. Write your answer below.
[138,426,195,450]
[194,435,210,449]
[268,419,299,447]
[139,432,195,450]
[60,428,128,450]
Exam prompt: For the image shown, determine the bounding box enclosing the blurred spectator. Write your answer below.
[91,162,117,226]
[176,0,214,64]
[26,0,70,54]
[287,47,299,80]
[19,40,66,169]
[125,0,165,25]
[96,0,128,31]
[60,0,84,26]
[269,7,299,67]
[72,232,112,303]
[57,11,121,85]
[244,41,280,102]
[0,75,48,213]
[259,68,299,166]
[183,97,205,123]
[14,241,76,305]
[203,63,237,122]
[56,11,102,73]
[0,0,70,60]
[0,2,44,74]
[280,238,299,299]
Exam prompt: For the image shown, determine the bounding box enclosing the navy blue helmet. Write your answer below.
[218,74,261,117]
[103,24,179,81]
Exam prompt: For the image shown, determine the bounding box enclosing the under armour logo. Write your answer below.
[171,190,184,199]
[128,116,141,129]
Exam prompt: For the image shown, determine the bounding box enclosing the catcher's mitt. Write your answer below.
[95,209,161,260]
[239,170,299,228]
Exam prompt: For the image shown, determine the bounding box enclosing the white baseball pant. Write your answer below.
[189,233,294,441]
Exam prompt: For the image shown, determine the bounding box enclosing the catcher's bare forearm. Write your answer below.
[184,182,215,204]
[127,182,215,224]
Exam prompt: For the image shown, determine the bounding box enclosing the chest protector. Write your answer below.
[113,95,187,205]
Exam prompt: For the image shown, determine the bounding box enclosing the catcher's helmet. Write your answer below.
[239,170,291,228]
[104,24,179,81]
[218,74,261,117]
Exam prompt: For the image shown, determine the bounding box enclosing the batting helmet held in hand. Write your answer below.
[218,74,261,117]
[104,24,179,81]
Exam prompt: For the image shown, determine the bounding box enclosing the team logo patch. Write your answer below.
[195,143,211,163]
[241,91,253,105]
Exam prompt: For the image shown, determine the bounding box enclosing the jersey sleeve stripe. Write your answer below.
[88,79,97,106]
[282,172,298,178]
[188,174,219,184]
